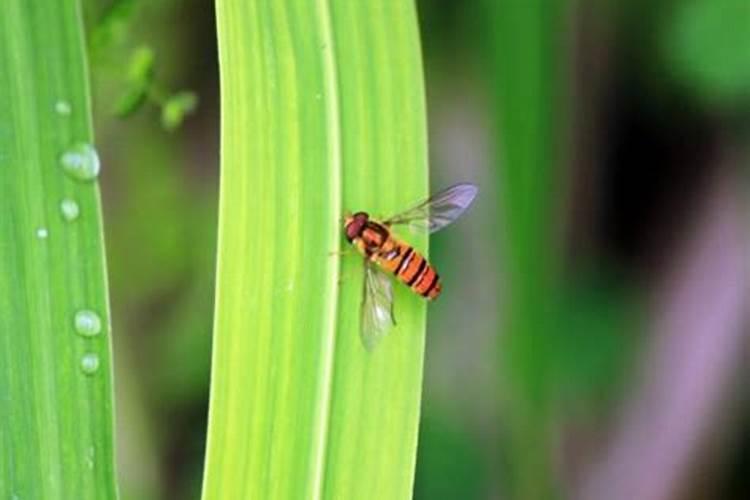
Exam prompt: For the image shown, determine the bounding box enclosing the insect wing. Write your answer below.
[384,183,478,233]
[361,260,395,351]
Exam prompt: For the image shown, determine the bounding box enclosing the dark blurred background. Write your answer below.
[85,1,750,499]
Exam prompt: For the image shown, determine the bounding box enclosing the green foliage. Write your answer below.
[414,414,487,500]
[89,1,197,129]
[0,1,117,498]
[126,45,155,83]
[478,1,567,498]
[476,3,643,498]
[113,45,198,128]
[88,0,139,56]
[662,0,750,106]
[550,276,638,409]
[161,91,198,131]
[114,46,155,117]
[202,1,428,498]
[114,45,198,129]
[101,114,215,500]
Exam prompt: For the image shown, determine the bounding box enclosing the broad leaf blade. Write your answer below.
[0,1,117,499]
[202,1,428,498]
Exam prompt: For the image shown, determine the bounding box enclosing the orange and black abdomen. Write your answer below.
[391,245,442,300]
[361,221,442,300]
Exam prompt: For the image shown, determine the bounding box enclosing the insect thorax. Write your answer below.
[359,221,390,253]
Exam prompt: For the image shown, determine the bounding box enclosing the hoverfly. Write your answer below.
[344,183,478,350]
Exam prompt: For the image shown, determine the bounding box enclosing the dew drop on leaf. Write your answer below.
[60,198,80,222]
[80,353,100,375]
[55,100,72,116]
[74,310,102,337]
[36,227,48,239]
[60,143,100,182]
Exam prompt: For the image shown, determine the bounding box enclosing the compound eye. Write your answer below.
[345,220,363,241]
[345,212,369,242]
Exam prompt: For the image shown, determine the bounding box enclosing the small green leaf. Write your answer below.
[114,84,148,117]
[127,45,155,84]
[113,46,156,117]
[89,0,139,55]
[160,91,198,130]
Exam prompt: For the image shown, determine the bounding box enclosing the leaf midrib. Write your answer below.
[309,0,342,498]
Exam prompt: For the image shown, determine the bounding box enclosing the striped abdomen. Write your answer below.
[390,243,441,299]
[366,225,441,300]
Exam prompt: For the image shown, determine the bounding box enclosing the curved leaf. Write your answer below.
[0,1,117,498]
[202,1,428,498]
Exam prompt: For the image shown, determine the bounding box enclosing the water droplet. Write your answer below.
[55,100,72,116]
[36,227,48,239]
[315,93,322,100]
[59,143,100,182]
[74,310,102,337]
[60,198,80,221]
[80,353,100,375]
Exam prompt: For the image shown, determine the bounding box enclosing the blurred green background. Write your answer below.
[85,0,749,499]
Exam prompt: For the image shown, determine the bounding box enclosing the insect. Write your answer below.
[343,183,478,350]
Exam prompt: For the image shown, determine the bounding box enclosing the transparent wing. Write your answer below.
[360,260,395,351]
[384,183,478,233]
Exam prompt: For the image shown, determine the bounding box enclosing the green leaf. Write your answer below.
[88,0,139,56]
[202,1,428,499]
[414,414,488,500]
[478,1,566,499]
[160,91,198,131]
[114,84,149,118]
[126,46,155,84]
[114,46,155,117]
[0,1,117,499]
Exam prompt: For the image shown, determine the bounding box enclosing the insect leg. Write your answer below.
[328,249,352,257]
